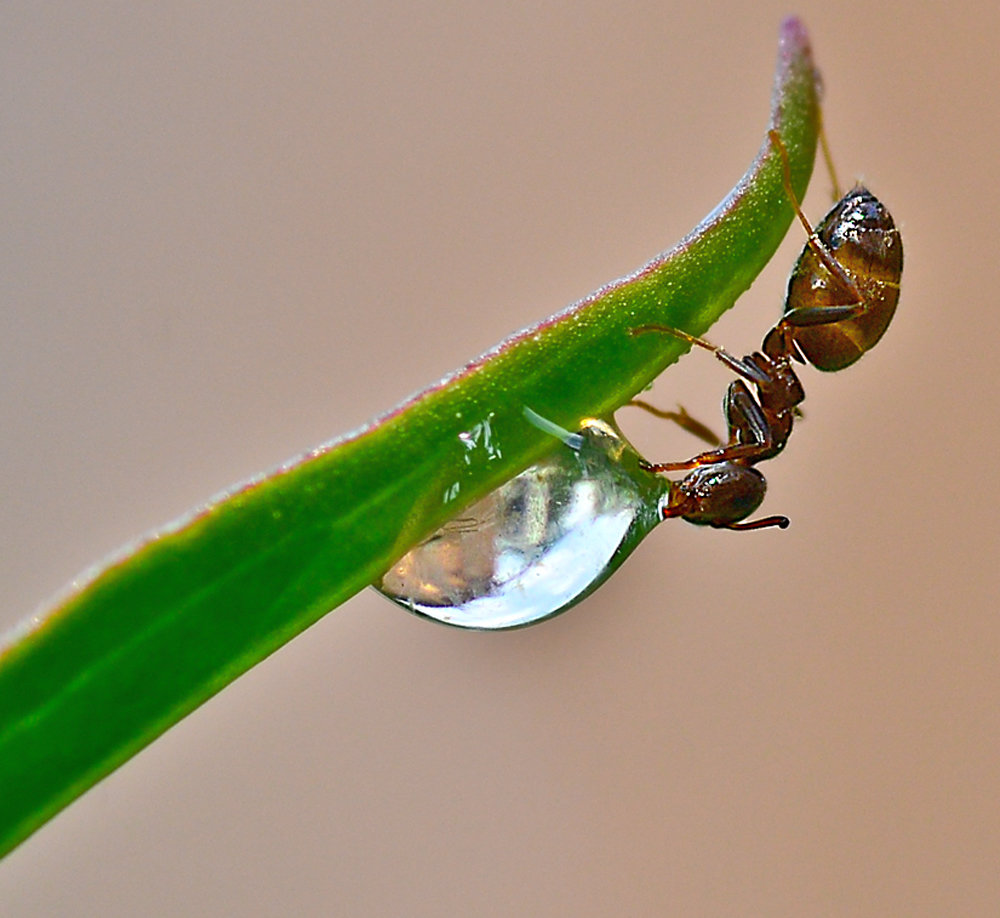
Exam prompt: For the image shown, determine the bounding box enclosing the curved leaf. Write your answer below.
[0,17,820,857]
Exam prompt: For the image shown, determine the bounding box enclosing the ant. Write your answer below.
[630,128,903,531]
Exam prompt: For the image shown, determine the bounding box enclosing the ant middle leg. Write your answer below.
[627,399,722,447]
[631,324,775,387]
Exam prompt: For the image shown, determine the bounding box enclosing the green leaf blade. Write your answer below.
[0,17,820,857]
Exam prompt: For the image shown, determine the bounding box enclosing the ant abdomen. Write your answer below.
[784,186,902,372]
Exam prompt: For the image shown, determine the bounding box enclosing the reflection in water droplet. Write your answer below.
[374,418,669,629]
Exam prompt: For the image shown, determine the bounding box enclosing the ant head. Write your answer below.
[662,462,767,528]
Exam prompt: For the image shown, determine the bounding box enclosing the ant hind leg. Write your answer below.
[817,110,843,202]
[767,130,867,330]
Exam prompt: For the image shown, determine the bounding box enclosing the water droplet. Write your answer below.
[374,417,668,629]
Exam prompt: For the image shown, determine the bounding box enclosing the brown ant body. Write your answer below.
[634,130,903,531]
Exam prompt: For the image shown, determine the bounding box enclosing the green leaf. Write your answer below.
[0,18,820,857]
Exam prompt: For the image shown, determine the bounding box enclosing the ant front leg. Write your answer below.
[642,380,780,473]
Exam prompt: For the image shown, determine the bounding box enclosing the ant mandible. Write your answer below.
[630,128,903,531]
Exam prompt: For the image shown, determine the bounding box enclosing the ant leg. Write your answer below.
[630,324,718,355]
[723,380,775,454]
[631,325,772,386]
[768,130,863,308]
[817,110,843,201]
[642,382,779,472]
[627,399,722,447]
[767,130,871,333]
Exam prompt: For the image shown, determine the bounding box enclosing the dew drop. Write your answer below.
[374,418,668,629]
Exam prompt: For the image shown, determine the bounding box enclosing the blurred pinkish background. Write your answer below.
[1,2,996,915]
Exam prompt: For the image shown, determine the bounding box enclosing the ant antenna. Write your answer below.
[726,515,790,531]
